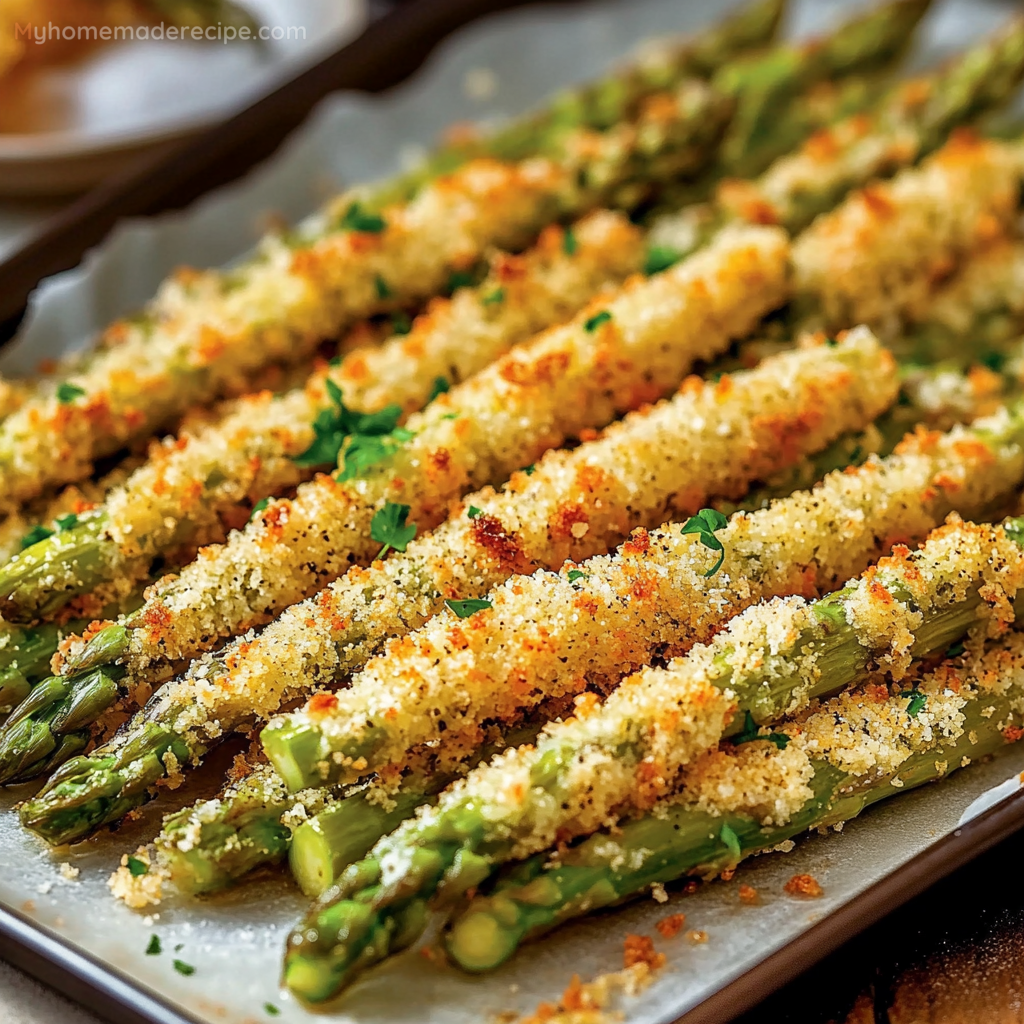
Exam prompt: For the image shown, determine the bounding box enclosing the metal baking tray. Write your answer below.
[2,1,1024,1022]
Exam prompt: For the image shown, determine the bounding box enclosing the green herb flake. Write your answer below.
[980,351,1006,373]
[391,312,413,336]
[339,202,386,234]
[946,641,966,658]
[329,355,343,368]
[265,1005,281,1018]
[441,412,460,421]
[522,464,536,476]
[173,960,195,977]
[20,525,55,550]
[250,498,271,522]
[371,502,417,559]
[447,269,475,293]
[296,378,408,474]
[720,822,742,860]
[584,310,612,333]
[126,856,148,877]
[562,227,577,256]
[644,245,681,276]
[55,513,78,532]
[733,709,788,749]
[825,337,838,348]
[56,382,86,404]
[900,689,928,718]
[482,287,505,306]
[374,274,392,300]
[467,506,483,519]
[680,508,729,577]
[145,935,161,956]
[428,377,450,404]
[567,569,588,583]
[446,598,493,619]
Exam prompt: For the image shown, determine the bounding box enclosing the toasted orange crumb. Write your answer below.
[739,885,759,904]
[655,913,686,939]
[687,930,708,944]
[623,934,665,971]
[784,873,823,898]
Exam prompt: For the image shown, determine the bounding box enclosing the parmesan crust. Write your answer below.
[0,155,575,512]
[162,328,896,745]
[87,212,645,582]
[793,131,1020,334]
[272,406,1024,787]
[120,225,789,673]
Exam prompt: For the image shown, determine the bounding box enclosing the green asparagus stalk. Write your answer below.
[364,0,787,207]
[707,0,931,181]
[0,623,70,713]
[276,512,1024,1002]
[443,636,1024,971]
[652,15,1024,260]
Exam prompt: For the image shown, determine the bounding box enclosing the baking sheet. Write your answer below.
[1,0,1023,1021]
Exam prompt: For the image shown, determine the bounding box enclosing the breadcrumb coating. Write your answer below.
[359,517,1024,872]
[0,155,576,512]
[269,405,1024,789]
[793,131,1021,334]
[120,225,789,672]
[154,327,897,753]
[88,212,643,581]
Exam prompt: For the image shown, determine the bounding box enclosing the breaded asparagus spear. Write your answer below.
[443,631,1024,973]
[0,212,645,623]
[99,331,899,888]
[650,17,1024,257]
[0,80,731,514]
[279,514,1024,1000]
[59,226,788,679]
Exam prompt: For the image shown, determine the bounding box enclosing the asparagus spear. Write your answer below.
[0,211,647,623]
[443,632,1024,972]
[652,16,1024,258]
[707,0,932,182]
[22,327,889,840]
[0,77,732,516]
[278,514,1024,1000]
[365,0,787,207]
[106,335,899,897]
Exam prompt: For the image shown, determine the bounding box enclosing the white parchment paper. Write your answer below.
[1,2,1023,1023]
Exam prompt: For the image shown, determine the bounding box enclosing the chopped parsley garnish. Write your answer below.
[946,640,966,658]
[482,287,505,306]
[145,935,161,956]
[56,382,86,404]
[567,569,588,583]
[824,336,838,347]
[265,1005,280,1017]
[173,960,195,977]
[446,598,492,619]
[391,312,413,336]
[250,498,271,522]
[584,310,612,333]
[55,513,78,532]
[562,226,577,255]
[522,464,536,476]
[733,709,789,749]
[644,245,681,276]
[980,350,1006,372]
[900,689,927,717]
[447,269,475,292]
[374,274,391,300]
[20,525,54,550]
[339,201,386,234]
[329,355,343,368]
[467,506,483,519]
[126,856,148,877]
[370,502,417,559]
[428,376,450,404]
[720,822,742,860]
[680,508,729,577]
[295,379,410,475]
